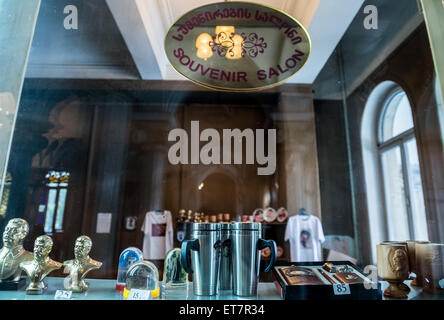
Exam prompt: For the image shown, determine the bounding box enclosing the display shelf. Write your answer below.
[381,280,444,301]
[0,277,441,300]
[0,277,281,300]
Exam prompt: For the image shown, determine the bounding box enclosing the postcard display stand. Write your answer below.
[273,261,382,300]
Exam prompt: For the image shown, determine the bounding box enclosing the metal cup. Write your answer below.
[181,223,221,296]
[231,222,276,297]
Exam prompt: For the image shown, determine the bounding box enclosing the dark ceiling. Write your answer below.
[26,0,140,79]
[313,0,422,100]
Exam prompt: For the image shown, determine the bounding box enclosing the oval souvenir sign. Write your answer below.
[164,1,311,92]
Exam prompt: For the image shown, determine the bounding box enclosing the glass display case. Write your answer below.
[0,0,443,303]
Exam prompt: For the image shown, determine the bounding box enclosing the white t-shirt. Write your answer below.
[141,210,173,260]
[284,215,325,262]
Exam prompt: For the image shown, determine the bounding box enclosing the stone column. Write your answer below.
[277,87,322,217]
[81,101,130,278]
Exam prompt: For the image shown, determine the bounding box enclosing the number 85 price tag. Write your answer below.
[333,284,351,295]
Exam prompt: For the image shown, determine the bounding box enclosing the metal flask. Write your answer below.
[181,223,221,296]
[218,223,232,291]
[231,222,277,297]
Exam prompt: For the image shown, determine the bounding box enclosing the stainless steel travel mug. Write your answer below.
[181,223,221,296]
[218,223,232,291]
[231,222,277,296]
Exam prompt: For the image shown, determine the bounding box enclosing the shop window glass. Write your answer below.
[436,77,444,144]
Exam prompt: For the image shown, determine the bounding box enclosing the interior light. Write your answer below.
[226,44,243,60]
[196,33,212,48]
[196,26,244,61]
[215,26,235,41]
[196,46,213,60]
[232,34,243,47]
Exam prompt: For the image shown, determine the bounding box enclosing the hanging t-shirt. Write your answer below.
[284,215,325,262]
[141,210,173,260]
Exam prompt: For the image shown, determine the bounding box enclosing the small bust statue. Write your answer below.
[20,235,62,294]
[63,236,102,293]
[0,218,33,282]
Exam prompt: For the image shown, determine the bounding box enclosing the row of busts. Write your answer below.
[0,218,102,294]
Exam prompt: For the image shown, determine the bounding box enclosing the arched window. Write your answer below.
[378,90,428,241]
[362,82,429,263]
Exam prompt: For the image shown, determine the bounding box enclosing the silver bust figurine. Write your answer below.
[0,218,33,283]
[63,236,102,292]
[20,235,62,294]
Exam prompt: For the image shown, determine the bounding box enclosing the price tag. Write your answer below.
[54,290,72,300]
[333,284,351,295]
[127,289,151,300]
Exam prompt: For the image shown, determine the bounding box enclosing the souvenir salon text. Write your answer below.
[173,48,306,82]
[168,121,276,176]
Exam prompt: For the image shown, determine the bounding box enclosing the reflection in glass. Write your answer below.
[435,77,444,145]
[54,188,67,231]
[44,189,57,234]
[405,139,428,240]
[43,171,70,233]
[381,146,410,241]
[380,92,414,142]
[0,172,12,217]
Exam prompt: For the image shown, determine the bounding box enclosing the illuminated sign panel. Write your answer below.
[165,1,311,92]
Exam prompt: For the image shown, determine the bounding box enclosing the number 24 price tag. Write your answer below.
[333,284,351,295]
